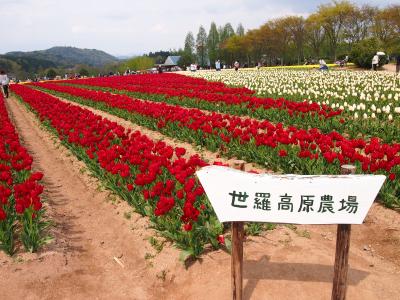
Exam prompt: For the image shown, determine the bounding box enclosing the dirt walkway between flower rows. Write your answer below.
[1,95,400,300]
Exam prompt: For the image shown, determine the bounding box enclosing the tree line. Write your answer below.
[180,1,400,68]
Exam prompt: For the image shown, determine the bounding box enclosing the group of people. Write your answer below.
[214,60,240,71]
[0,70,9,98]
[319,56,350,71]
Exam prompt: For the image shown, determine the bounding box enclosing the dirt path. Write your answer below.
[0,97,166,300]
[164,203,400,300]
[382,64,398,73]
[1,95,399,299]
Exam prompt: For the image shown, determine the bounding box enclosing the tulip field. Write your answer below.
[2,70,400,257]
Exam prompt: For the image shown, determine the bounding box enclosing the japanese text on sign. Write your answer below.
[196,166,386,224]
[230,191,358,214]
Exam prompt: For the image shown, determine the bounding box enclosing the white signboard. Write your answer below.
[196,166,386,225]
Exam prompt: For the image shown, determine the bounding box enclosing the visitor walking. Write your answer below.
[215,60,221,71]
[0,70,10,98]
[396,54,400,74]
[234,61,239,71]
[190,64,197,72]
[372,54,379,71]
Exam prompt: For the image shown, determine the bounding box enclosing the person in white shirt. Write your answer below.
[319,59,328,71]
[190,64,197,72]
[372,54,379,71]
[215,60,221,71]
[0,70,10,98]
[234,61,239,71]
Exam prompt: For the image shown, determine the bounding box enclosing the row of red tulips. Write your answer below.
[59,74,341,119]
[11,84,227,258]
[0,93,47,255]
[58,77,398,142]
[33,82,399,208]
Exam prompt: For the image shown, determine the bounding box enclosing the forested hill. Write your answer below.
[6,46,118,67]
[0,46,119,78]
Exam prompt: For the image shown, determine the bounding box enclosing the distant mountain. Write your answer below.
[0,46,119,78]
[6,46,118,67]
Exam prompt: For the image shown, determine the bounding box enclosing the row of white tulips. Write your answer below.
[188,69,400,122]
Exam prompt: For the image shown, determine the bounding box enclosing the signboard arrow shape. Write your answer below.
[196,166,386,225]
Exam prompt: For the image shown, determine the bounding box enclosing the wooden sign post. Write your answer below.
[231,161,245,300]
[196,165,385,300]
[332,165,356,300]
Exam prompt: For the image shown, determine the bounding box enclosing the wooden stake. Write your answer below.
[231,221,244,300]
[231,160,245,300]
[332,165,356,300]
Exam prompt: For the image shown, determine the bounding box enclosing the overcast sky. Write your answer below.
[0,0,397,56]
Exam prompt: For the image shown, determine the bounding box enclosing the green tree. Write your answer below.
[372,5,400,53]
[181,1,399,67]
[218,23,236,64]
[245,28,265,65]
[184,32,195,60]
[180,33,196,69]
[78,67,89,77]
[122,56,155,71]
[207,22,220,66]
[316,0,355,60]
[46,68,57,79]
[219,23,235,43]
[350,37,384,68]
[223,35,250,65]
[283,16,306,64]
[343,5,375,45]
[306,13,325,58]
[236,23,245,36]
[196,25,208,67]
[272,18,293,65]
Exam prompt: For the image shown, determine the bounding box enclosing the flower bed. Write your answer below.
[0,92,47,255]
[189,69,400,123]
[57,73,398,142]
[11,84,227,258]
[59,73,341,119]
[30,82,400,208]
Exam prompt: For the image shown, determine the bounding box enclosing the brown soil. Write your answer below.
[382,64,399,73]
[0,96,399,300]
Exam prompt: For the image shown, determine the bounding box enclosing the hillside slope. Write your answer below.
[6,46,118,67]
[0,46,119,78]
